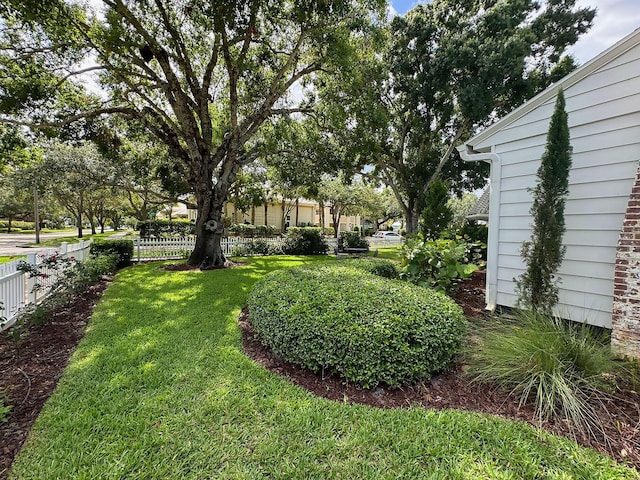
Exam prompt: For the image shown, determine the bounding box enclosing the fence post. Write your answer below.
[136,238,141,262]
[85,238,93,261]
[26,252,37,305]
[60,242,68,256]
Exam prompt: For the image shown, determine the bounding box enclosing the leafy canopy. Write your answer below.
[316,0,594,232]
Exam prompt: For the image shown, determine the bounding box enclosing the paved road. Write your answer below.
[0,230,100,256]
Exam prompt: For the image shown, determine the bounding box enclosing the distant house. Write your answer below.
[467,187,490,222]
[457,28,640,358]
[186,198,361,234]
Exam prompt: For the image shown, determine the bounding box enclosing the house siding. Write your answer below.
[469,33,640,329]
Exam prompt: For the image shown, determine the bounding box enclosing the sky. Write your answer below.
[388,0,640,65]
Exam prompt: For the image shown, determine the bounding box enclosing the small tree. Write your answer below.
[419,179,453,240]
[516,89,572,314]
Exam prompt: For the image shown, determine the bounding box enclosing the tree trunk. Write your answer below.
[7,217,12,233]
[264,203,268,226]
[89,217,96,235]
[406,210,419,234]
[332,209,341,238]
[295,199,299,226]
[77,197,83,238]
[187,175,233,269]
[188,225,226,268]
[281,204,286,231]
[404,196,420,234]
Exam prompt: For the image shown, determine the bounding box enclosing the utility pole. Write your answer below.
[33,184,40,244]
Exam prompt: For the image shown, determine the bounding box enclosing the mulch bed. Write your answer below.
[0,279,111,478]
[240,270,640,471]
[0,268,638,477]
[158,260,247,271]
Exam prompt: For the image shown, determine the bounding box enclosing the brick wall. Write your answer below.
[612,163,640,358]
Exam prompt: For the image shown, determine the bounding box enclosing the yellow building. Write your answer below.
[187,198,361,234]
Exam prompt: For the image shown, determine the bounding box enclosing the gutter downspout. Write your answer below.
[456,144,502,312]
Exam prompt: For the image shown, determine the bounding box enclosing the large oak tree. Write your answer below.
[0,0,383,267]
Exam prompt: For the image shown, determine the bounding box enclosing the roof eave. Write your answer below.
[463,27,640,150]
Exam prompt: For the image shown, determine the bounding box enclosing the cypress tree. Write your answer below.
[516,89,572,314]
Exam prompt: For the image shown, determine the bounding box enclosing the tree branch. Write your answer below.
[0,107,138,128]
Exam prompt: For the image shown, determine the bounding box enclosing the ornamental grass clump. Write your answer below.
[248,264,466,388]
[468,311,619,436]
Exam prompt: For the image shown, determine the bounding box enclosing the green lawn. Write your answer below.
[369,246,403,260]
[10,256,637,479]
[0,256,23,264]
[30,232,118,248]
[0,228,71,234]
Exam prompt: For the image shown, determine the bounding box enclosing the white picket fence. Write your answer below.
[0,239,92,331]
[132,236,286,262]
[131,236,403,262]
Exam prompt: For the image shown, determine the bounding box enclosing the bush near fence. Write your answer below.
[281,227,329,255]
[228,224,280,238]
[10,252,119,335]
[0,220,35,232]
[91,240,134,267]
[138,220,195,238]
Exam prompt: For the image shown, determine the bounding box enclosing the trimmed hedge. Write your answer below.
[339,231,369,250]
[231,239,282,257]
[90,240,134,267]
[228,224,279,237]
[0,220,35,231]
[248,264,466,388]
[138,220,194,238]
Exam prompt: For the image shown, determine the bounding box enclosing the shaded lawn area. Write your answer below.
[10,257,637,479]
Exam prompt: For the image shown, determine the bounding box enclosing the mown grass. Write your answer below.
[0,228,71,234]
[368,246,403,260]
[10,256,638,479]
[31,232,117,247]
[0,256,23,264]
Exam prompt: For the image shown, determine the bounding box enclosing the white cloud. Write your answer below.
[387,3,398,19]
[566,0,640,64]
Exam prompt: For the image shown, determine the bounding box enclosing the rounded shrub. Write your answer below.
[345,258,400,279]
[247,264,466,388]
[281,227,328,255]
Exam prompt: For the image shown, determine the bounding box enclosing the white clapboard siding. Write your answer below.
[459,29,640,328]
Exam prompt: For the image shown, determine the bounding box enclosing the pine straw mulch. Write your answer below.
[0,269,638,477]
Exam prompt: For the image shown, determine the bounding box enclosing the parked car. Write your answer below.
[372,231,402,239]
